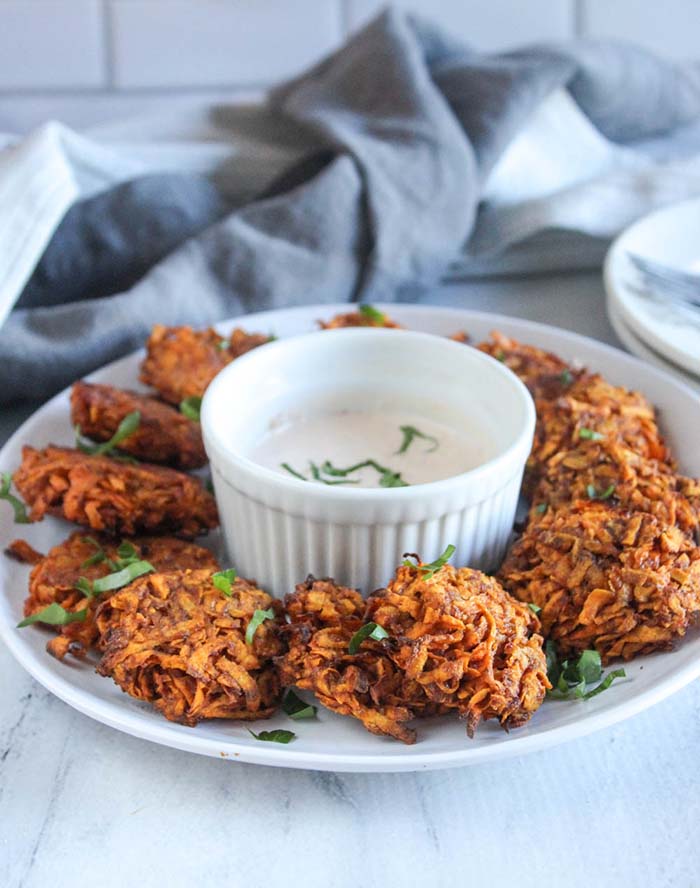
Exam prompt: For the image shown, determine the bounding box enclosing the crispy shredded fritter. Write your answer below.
[22,532,219,660]
[279,576,418,743]
[530,439,700,537]
[500,502,700,662]
[70,381,206,470]
[13,445,218,538]
[5,539,43,564]
[96,569,285,725]
[318,310,401,329]
[365,563,549,737]
[477,330,584,401]
[279,567,549,743]
[139,325,272,404]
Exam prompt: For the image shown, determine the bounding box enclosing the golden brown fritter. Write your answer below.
[13,445,218,538]
[139,324,272,405]
[96,569,285,725]
[365,562,549,737]
[279,567,549,744]
[450,331,470,344]
[5,539,43,564]
[500,502,700,662]
[477,330,584,401]
[70,381,206,470]
[279,577,418,743]
[526,373,670,495]
[22,532,219,660]
[530,439,700,537]
[318,308,401,329]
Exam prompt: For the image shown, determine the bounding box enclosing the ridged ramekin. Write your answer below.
[201,328,535,596]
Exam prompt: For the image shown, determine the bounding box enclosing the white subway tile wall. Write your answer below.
[0,0,697,132]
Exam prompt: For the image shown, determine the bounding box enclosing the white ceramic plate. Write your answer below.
[604,197,700,378]
[607,298,700,392]
[2,303,700,773]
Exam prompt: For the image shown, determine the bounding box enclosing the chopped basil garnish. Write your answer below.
[494,349,506,362]
[586,483,615,500]
[18,603,87,628]
[80,536,106,568]
[403,543,456,579]
[309,462,359,485]
[245,607,275,645]
[282,689,317,720]
[76,410,141,458]
[75,577,95,599]
[546,641,626,700]
[179,396,202,422]
[321,459,408,488]
[528,603,542,614]
[579,428,604,441]
[534,503,548,515]
[395,425,439,455]
[281,463,307,481]
[216,338,229,351]
[359,304,386,325]
[348,621,389,654]
[212,568,237,597]
[248,729,296,744]
[91,560,154,594]
[0,472,29,524]
[560,369,574,386]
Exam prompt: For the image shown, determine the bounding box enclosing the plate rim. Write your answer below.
[3,301,700,773]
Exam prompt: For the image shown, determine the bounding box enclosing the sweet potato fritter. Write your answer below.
[530,439,700,538]
[500,502,700,662]
[365,562,549,737]
[96,569,285,725]
[139,325,272,405]
[70,382,206,470]
[279,567,549,743]
[23,532,218,660]
[13,445,218,538]
[318,309,401,329]
[279,576,418,743]
[477,331,584,401]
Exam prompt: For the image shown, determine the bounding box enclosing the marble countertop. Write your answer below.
[2,273,700,888]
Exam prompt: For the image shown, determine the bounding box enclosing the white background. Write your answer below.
[0,0,698,134]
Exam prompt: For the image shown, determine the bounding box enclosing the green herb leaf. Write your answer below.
[321,459,408,487]
[281,463,307,481]
[76,410,141,457]
[586,483,615,501]
[403,544,456,579]
[216,338,229,351]
[579,668,626,700]
[246,607,275,645]
[579,427,604,441]
[575,649,602,685]
[348,621,389,654]
[378,469,409,488]
[18,602,88,628]
[528,603,542,614]
[80,536,106,568]
[179,396,202,422]
[495,349,506,362]
[282,689,317,720]
[545,639,560,686]
[212,568,237,597]
[116,541,139,563]
[358,304,386,326]
[395,425,439,455]
[75,577,95,600]
[248,729,296,744]
[0,472,29,524]
[309,461,359,486]
[92,560,154,594]
[535,503,548,515]
[560,369,574,386]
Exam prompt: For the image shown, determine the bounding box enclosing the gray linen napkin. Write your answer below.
[2,8,700,404]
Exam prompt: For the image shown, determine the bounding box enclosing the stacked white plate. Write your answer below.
[604,197,700,391]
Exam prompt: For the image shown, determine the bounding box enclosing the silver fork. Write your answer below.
[627,253,700,310]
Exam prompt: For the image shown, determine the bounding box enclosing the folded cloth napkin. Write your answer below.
[2,8,700,404]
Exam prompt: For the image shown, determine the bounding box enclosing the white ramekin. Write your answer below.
[201,328,535,597]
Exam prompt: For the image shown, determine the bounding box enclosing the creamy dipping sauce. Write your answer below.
[252,408,491,488]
